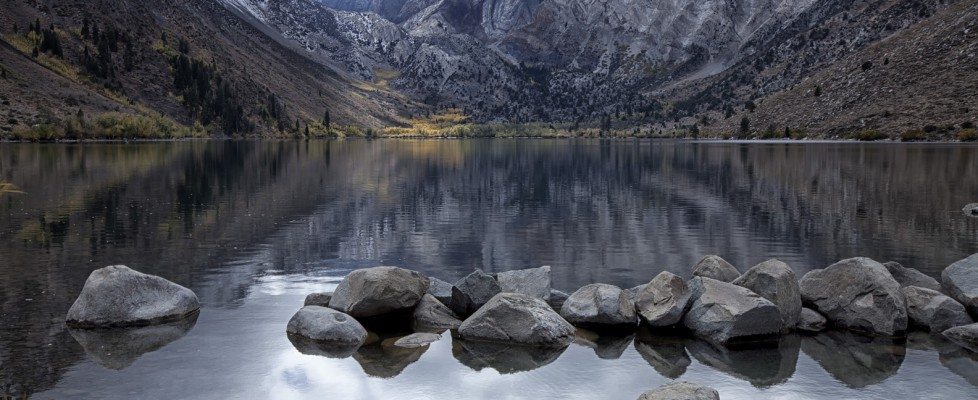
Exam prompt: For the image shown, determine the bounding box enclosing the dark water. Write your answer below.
[1,139,977,399]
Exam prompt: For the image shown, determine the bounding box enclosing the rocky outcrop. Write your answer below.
[884,261,942,292]
[328,266,429,318]
[393,332,441,348]
[942,253,978,316]
[799,257,908,336]
[637,381,719,400]
[560,283,637,326]
[66,265,200,328]
[412,293,463,331]
[426,277,454,306]
[304,292,333,307]
[286,306,368,346]
[797,308,827,332]
[732,259,802,330]
[451,269,502,317]
[902,286,973,332]
[682,277,782,344]
[635,272,692,327]
[458,293,575,346]
[692,255,740,282]
[943,323,978,352]
[496,266,552,300]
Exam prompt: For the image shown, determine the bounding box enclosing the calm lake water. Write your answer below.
[1,139,977,399]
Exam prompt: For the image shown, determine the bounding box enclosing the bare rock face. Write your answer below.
[942,253,978,316]
[692,255,741,282]
[286,306,368,346]
[943,323,978,353]
[304,292,333,307]
[682,277,782,345]
[560,283,637,326]
[66,265,200,328]
[797,308,827,332]
[496,266,552,300]
[635,272,692,327]
[458,293,575,346]
[451,269,502,317]
[328,266,429,318]
[637,381,719,400]
[902,286,973,332]
[799,257,908,336]
[884,261,942,292]
[732,259,802,331]
[412,294,462,331]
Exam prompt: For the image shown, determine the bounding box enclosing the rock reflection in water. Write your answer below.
[353,336,429,378]
[452,339,567,374]
[632,329,692,379]
[67,312,198,370]
[287,333,361,359]
[907,332,978,387]
[686,335,800,387]
[801,330,906,388]
[574,329,635,360]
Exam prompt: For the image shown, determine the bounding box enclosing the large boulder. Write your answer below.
[635,272,692,327]
[682,277,782,345]
[451,269,501,317]
[884,261,942,292]
[426,277,454,307]
[637,382,719,400]
[286,306,368,347]
[692,255,740,282]
[625,284,648,301]
[560,283,637,326]
[797,308,827,332]
[412,294,462,331]
[943,323,978,353]
[901,286,973,332]
[799,257,908,336]
[732,259,802,330]
[547,289,569,311]
[496,266,552,300]
[458,293,575,346]
[328,266,429,318]
[942,253,978,316]
[304,292,333,307]
[66,265,200,327]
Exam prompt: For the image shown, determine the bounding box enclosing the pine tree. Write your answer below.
[740,116,750,136]
[322,109,330,128]
[81,18,90,39]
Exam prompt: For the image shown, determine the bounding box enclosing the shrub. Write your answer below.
[851,129,888,141]
[900,129,926,142]
[958,128,978,142]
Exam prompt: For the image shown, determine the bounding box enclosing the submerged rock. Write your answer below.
[637,381,719,400]
[304,292,333,307]
[496,266,552,300]
[394,332,441,348]
[732,259,802,331]
[68,314,198,370]
[801,330,905,388]
[943,323,978,353]
[799,257,907,336]
[883,261,942,292]
[328,266,429,318]
[66,265,200,328]
[560,283,637,326]
[547,289,570,311]
[902,286,973,332]
[692,255,740,282]
[686,335,800,388]
[635,271,692,327]
[452,339,566,374]
[412,294,462,331]
[682,277,781,345]
[426,277,455,307]
[451,269,502,317]
[286,306,367,347]
[458,293,574,346]
[797,308,827,332]
[941,253,978,316]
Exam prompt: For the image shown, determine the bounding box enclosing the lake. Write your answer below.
[1,139,977,399]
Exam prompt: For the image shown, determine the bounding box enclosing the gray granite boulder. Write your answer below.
[692,255,740,282]
[286,306,367,346]
[682,277,782,345]
[412,294,462,331]
[635,272,692,327]
[458,293,575,346]
[547,289,569,311]
[797,308,827,332]
[451,269,502,317]
[732,259,802,330]
[394,332,441,348]
[426,277,454,306]
[328,266,429,318]
[560,283,637,326]
[304,292,333,307]
[496,266,552,300]
[964,203,978,217]
[884,261,942,292]
[943,323,978,352]
[942,253,978,316]
[799,257,908,336]
[902,286,973,332]
[66,265,200,327]
[637,381,719,400]
[625,284,648,301]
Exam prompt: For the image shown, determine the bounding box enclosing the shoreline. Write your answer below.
[3,136,978,144]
